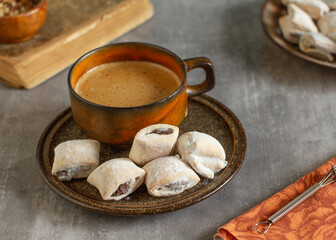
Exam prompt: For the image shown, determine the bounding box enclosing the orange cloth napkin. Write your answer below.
[214,157,336,240]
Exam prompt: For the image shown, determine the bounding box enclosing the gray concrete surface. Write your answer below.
[1,0,336,239]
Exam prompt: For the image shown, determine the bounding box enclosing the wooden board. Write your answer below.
[0,0,154,89]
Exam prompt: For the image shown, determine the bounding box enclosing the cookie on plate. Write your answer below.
[87,158,145,201]
[176,131,226,179]
[52,139,100,181]
[143,155,200,197]
[129,124,179,165]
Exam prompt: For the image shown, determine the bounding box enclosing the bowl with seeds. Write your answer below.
[0,0,46,44]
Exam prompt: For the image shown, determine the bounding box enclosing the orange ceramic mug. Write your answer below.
[68,42,215,146]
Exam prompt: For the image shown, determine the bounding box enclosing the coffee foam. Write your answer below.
[75,61,181,107]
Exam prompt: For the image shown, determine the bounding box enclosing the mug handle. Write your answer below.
[183,57,215,97]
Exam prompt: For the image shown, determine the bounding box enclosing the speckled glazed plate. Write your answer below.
[261,0,336,68]
[36,95,246,216]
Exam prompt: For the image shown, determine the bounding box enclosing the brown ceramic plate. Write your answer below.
[261,0,336,68]
[36,95,246,215]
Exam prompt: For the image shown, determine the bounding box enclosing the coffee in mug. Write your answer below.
[74,61,181,107]
[68,42,215,145]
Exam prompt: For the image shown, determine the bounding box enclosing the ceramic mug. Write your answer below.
[68,42,215,146]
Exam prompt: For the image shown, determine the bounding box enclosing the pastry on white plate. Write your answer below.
[279,15,303,43]
[51,139,100,181]
[318,11,336,41]
[142,155,200,197]
[129,123,179,165]
[322,0,336,9]
[299,32,336,61]
[176,131,226,179]
[282,0,329,19]
[87,158,145,201]
[279,4,318,43]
